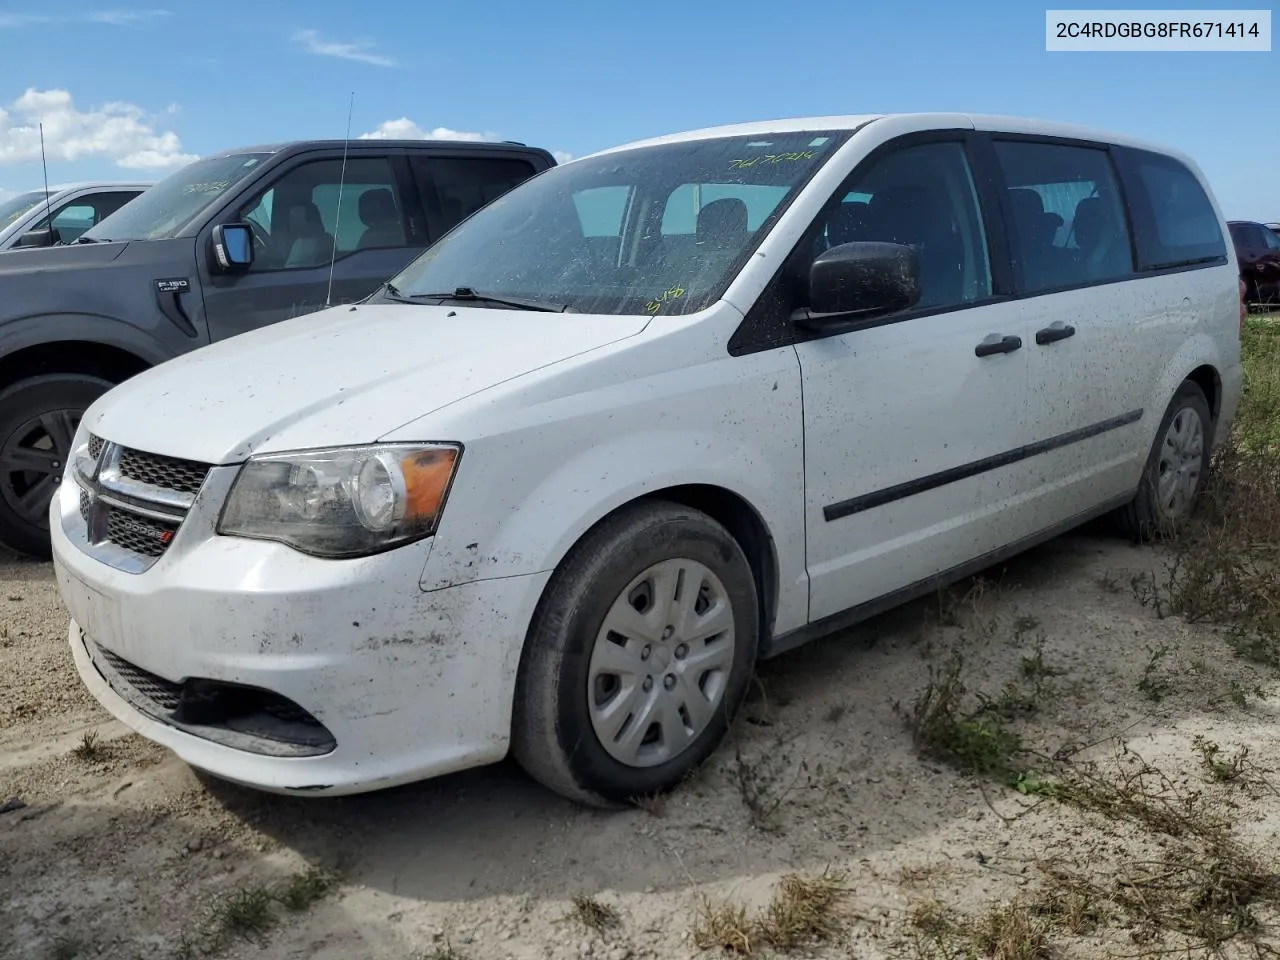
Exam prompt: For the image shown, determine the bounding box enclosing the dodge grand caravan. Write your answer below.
[51,113,1244,806]
[0,138,554,558]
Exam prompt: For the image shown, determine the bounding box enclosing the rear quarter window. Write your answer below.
[1119,148,1227,270]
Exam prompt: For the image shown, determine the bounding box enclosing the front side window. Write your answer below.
[809,140,992,310]
[81,154,270,242]
[0,190,49,232]
[388,131,849,316]
[994,140,1135,294]
[238,156,408,271]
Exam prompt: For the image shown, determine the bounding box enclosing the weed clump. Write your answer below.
[902,653,1025,782]
[692,869,848,955]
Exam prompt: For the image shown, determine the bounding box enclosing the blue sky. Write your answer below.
[0,1,1273,219]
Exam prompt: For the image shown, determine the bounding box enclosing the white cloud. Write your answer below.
[0,8,170,28]
[0,88,197,170]
[293,29,396,67]
[360,119,574,164]
[359,118,498,142]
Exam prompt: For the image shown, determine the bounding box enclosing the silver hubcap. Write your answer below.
[588,558,736,768]
[1157,406,1205,520]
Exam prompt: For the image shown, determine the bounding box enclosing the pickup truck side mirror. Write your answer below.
[211,223,254,273]
[14,226,59,249]
[794,241,921,331]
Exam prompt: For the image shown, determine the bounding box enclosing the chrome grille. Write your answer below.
[74,436,212,571]
[104,507,178,558]
[118,449,210,496]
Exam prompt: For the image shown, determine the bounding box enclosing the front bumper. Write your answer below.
[50,471,550,796]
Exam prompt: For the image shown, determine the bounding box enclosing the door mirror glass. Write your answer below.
[799,241,921,328]
[211,223,253,271]
[14,226,58,249]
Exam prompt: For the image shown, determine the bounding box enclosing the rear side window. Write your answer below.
[1121,149,1227,270]
[413,156,539,234]
[993,140,1135,294]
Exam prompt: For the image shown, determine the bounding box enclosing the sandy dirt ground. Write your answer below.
[3,528,1279,960]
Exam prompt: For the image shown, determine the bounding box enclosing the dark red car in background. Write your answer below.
[1229,220,1280,307]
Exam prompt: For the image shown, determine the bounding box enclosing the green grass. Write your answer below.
[1236,317,1280,455]
[1145,319,1280,668]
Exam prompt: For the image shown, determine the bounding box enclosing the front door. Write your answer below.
[793,138,1038,622]
[200,152,427,342]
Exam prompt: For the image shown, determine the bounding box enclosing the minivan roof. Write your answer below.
[590,113,1193,164]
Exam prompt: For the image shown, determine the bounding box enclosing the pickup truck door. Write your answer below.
[198,151,430,342]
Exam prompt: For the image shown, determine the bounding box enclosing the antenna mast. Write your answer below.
[325,91,355,308]
[39,121,54,240]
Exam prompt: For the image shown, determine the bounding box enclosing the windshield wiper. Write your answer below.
[75,235,107,244]
[401,286,568,313]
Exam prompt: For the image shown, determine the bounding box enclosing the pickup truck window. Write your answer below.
[29,191,142,243]
[0,190,49,231]
[412,156,539,234]
[237,156,406,271]
[389,131,847,316]
[80,153,271,243]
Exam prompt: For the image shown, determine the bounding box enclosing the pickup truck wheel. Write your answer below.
[1114,381,1213,542]
[512,500,758,807]
[0,374,113,558]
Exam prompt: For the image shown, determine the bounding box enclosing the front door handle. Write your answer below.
[1036,321,1076,345]
[974,333,1023,357]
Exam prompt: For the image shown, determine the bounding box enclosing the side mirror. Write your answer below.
[211,223,253,272]
[796,241,921,329]
[14,226,59,249]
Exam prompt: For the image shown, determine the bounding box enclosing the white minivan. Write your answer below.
[51,113,1244,806]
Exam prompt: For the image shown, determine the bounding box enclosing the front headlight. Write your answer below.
[217,443,461,558]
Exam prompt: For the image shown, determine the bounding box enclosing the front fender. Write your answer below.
[0,313,173,368]
[417,354,809,637]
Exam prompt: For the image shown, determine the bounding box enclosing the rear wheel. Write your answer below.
[1114,381,1213,541]
[512,500,759,807]
[0,374,113,558]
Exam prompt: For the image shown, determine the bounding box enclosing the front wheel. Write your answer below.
[512,500,759,807]
[0,374,113,558]
[1114,381,1213,541]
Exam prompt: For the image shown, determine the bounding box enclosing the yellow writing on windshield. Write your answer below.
[729,151,815,169]
[645,285,686,314]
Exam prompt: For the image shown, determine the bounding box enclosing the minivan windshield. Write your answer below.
[387,130,849,316]
[80,153,271,242]
[0,190,50,232]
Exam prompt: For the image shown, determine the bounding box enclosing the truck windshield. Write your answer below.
[0,190,50,232]
[80,153,272,242]
[388,130,849,316]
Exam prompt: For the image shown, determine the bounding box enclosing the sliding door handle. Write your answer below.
[1036,321,1076,345]
[974,334,1023,357]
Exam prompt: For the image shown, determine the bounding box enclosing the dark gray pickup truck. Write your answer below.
[0,138,556,557]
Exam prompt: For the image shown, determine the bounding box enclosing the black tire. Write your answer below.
[511,500,759,807]
[1113,381,1213,542]
[0,374,114,558]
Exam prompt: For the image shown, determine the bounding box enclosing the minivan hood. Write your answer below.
[85,302,650,464]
